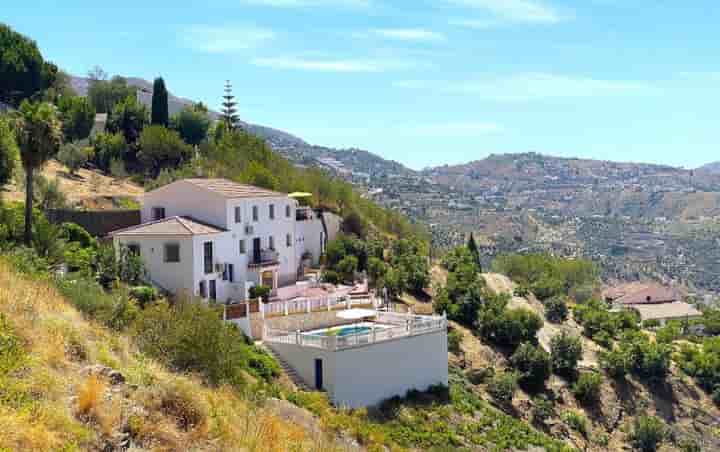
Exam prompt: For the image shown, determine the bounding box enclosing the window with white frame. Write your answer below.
[252,205,258,221]
[285,204,291,218]
[234,206,241,223]
[269,236,275,250]
[239,239,246,254]
[286,233,292,247]
[269,204,275,220]
[163,243,180,262]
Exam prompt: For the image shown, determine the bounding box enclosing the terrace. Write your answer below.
[264,311,447,351]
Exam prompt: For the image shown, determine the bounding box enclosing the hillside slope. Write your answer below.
[2,160,143,209]
[444,272,720,452]
[0,260,336,451]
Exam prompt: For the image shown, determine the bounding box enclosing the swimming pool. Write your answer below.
[317,326,372,337]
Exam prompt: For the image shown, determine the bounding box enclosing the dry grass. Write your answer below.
[2,159,144,208]
[0,259,346,451]
[76,375,105,417]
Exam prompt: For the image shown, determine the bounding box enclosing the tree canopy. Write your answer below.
[0,24,58,106]
[151,77,169,126]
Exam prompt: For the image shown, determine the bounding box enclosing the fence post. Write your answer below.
[284,301,289,316]
[346,297,351,309]
[327,297,331,311]
[307,299,311,313]
[259,301,265,319]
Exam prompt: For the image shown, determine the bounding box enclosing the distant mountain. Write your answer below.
[697,161,720,175]
[70,74,414,179]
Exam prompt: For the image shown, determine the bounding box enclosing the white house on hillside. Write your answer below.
[110,178,336,302]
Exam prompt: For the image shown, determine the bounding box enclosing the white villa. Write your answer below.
[110,178,336,302]
[109,178,449,408]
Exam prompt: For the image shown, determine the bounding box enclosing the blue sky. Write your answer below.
[4,1,720,170]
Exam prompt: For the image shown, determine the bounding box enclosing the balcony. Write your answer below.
[248,249,280,268]
[295,208,313,221]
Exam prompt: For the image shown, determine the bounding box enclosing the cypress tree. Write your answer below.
[467,232,481,270]
[151,77,169,126]
[221,80,239,129]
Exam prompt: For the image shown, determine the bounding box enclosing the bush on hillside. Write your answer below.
[629,416,667,452]
[599,347,631,379]
[57,277,139,331]
[510,343,551,391]
[545,296,568,323]
[487,371,518,403]
[129,285,159,308]
[572,372,602,405]
[550,331,583,378]
[484,308,544,349]
[447,328,462,354]
[131,300,278,387]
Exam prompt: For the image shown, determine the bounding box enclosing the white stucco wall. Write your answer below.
[115,235,195,296]
[141,181,228,227]
[268,330,448,408]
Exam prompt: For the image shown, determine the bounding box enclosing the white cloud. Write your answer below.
[182,25,275,53]
[251,56,408,72]
[395,73,654,101]
[447,0,569,24]
[240,0,371,7]
[368,28,446,42]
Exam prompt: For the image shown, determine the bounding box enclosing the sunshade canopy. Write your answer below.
[288,192,313,198]
[336,308,377,320]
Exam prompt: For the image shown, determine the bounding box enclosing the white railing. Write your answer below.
[259,294,381,318]
[264,313,447,351]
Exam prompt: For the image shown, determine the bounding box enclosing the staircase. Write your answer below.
[257,342,312,391]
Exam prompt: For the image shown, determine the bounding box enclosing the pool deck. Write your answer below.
[264,311,447,351]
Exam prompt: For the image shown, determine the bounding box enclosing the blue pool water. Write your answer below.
[319,326,371,337]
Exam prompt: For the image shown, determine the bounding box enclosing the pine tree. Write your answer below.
[221,80,239,129]
[151,77,169,126]
[467,232,481,270]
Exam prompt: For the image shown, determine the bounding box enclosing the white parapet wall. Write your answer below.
[266,313,448,408]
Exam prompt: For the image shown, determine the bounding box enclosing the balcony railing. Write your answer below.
[264,311,447,351]
[248,249,280,268]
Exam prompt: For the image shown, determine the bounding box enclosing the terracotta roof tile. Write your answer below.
[632,302,702,322]
[603,282,681,305]
[182,178,288,198]
[109,216,225,236]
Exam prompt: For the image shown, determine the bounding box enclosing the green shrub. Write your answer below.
[572,372,603,405]
[531,396,555,425]
[550,331,583,378]
[483,307,543,349]
[562,410,589,438]
[510,342,551,391]
[321,270,340,285]
[249,284,271,302]
[337,255,358,282]
[642,319,660,329]
[655,322,682,344]
[600,348,631,379]
[57,277,139,331]
[129,285,159,308]
[447,328,462,354]
[131,301,278,387]
[545,296,568,323]
[629,416,666,452]
[487,371,518,403]
[57,143,90,174]
[531,276,564,300]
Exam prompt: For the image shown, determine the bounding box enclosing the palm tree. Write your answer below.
[12,100,63,245]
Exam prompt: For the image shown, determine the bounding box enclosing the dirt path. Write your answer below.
[481,273,600,369]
